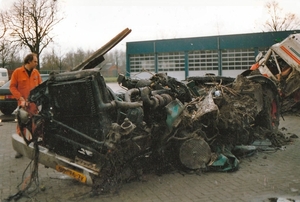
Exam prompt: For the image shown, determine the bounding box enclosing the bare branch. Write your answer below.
[3,0,63,70]
[263,0,300,31]
[0,12,7,39]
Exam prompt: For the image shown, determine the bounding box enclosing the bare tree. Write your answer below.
[264,1,300,31]
[0,12,6,41]
[105,49,126,73]
[62,48,91,71]
[0,39,16,68]
[3,0,63,70]
[41,48,61,72]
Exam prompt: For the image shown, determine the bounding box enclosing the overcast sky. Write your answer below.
[1,0,299,53]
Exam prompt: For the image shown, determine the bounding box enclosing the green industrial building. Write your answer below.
[126,30,300,80]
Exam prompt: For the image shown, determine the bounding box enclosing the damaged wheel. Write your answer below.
[248,75,280,130]
[179,137,211,170]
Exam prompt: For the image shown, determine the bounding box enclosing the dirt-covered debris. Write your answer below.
[12,70,297,197]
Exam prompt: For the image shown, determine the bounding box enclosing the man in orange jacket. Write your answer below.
[10,53,42,158]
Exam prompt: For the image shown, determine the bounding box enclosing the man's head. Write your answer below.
[24,53,38,70]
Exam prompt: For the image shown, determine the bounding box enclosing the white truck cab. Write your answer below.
[0,68,9,87]
[252,33,300,97]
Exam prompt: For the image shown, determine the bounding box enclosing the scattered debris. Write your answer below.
[11,69,292,196]
[8,28,299,199]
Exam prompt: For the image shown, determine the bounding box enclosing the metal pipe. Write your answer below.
[114,100,142,109]
[140,87,157,107]
[52,119,104,146]
[272,50,282,74]
[124,88,140,102]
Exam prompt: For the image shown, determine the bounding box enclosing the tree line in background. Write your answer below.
[41,48,126,76]
[0,0,299,77]
[0,45,127,77]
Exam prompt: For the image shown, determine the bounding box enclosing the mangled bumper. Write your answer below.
[11,133,96,185]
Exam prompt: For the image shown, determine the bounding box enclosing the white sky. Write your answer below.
[1,0,300,53]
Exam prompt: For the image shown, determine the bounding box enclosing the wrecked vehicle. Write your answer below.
[11,28,287,196]
[247,33,300,112]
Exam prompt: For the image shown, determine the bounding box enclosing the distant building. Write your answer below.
[126,30,300,81]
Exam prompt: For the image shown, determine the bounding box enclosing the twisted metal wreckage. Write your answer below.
[10,28,296,197]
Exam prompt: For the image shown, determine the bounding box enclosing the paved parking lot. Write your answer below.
[1,112,300,202]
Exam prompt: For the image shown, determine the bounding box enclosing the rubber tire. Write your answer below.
[246,75,280,130]
[257,86,280,130]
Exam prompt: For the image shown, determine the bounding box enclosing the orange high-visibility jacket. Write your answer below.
[10,66,42,105]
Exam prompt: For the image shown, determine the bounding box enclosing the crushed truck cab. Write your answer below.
[250,33,300,111]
